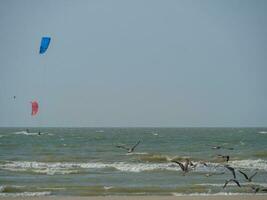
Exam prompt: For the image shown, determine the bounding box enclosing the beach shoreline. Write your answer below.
[0,195,267,200]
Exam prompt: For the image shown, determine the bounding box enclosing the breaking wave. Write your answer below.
[229,159,267,171]
[0,158,266,175]
[0,192,51,197]
[172,192,267,196]
[258,131,267,134]
[13,131,39,136]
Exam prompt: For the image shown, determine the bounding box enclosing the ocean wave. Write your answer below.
[197,182,267,187]
[138,154,192,163]
[0,191,51,197]
[13,131,39,136]
[258,131,267,134]
[0,160,226,174]
[172,192,267,196]
[12,131,51,136]
[127,152,149,155]
[1,159,266,175]
[0,161,179,174]
[229,159,267,171]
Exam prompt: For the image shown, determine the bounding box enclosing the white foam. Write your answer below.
[0,161,181,174]
[258,131,267,134]
[104,186,113,190]
[172,192,267,196]
[1,159,266,175]
[13,131,39,136]
[197,182,267,187]
[229,159,267,171]
[0,191,51,197]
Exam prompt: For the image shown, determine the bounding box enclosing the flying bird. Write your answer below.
[223,179,241,189]
[238,170,257,182]
[116,140,141,153]
[172,158,191,173]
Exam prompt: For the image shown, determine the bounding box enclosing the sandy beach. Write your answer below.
[0,195,267,200]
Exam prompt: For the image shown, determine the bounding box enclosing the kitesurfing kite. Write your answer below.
[31,101,39,116]
[28,37,50,118]
[39,37,51,54]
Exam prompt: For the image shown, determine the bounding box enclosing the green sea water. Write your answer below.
[0,127,266,197]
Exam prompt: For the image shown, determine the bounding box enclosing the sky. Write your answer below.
[0,0,267,127]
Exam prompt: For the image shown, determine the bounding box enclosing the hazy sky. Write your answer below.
[0,0,267,127]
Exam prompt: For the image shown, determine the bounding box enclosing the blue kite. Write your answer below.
[39,37,51,54]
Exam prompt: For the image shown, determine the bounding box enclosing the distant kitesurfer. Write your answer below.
[26,129,29,133]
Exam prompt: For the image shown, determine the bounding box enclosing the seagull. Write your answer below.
[238,170,257,182]
[172,158,191,173]
[217,154,230,162]
[223,179,241,189]
[116,140,141,153]
[225,165,236,179]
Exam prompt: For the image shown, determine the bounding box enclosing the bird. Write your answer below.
[172,158,191,173]
[225,165,236,179]
[217,154,230,162]
[238,170,257,182]
[116,140,141,153]
[223,179,241,189]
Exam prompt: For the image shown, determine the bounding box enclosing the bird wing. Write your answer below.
[172,161,185,171]
[249,171,258,180]
[238,170,248,180]
[225,165,236,179]
[223,180,229,189]
[131,140,141,151]
[184,159,190,171]
[231,179,241,187]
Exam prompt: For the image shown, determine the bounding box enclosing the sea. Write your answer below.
[0,127,267,197]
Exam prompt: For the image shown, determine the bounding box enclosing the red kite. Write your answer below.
[31,101,39,116]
